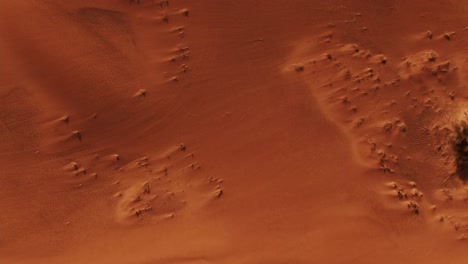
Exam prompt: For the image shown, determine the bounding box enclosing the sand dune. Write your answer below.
[1,0,468,263]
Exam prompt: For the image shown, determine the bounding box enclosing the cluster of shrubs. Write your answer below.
[452,119,468,181]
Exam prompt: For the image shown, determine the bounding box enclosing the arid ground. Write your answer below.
[1,1,468,263]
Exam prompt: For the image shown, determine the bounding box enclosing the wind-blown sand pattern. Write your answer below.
[1,1,468,263]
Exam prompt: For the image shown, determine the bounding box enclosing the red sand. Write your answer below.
[1,1,468,263]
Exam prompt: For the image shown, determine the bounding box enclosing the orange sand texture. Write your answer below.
[1,0,468,263]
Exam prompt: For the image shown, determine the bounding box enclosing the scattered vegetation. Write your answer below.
[451,118,468,181]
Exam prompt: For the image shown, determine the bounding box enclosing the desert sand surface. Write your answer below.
[1,0,468,263]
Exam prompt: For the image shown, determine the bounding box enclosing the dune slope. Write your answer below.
[1,0,468,263]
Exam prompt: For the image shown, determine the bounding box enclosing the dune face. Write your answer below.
[1,0,468,263]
